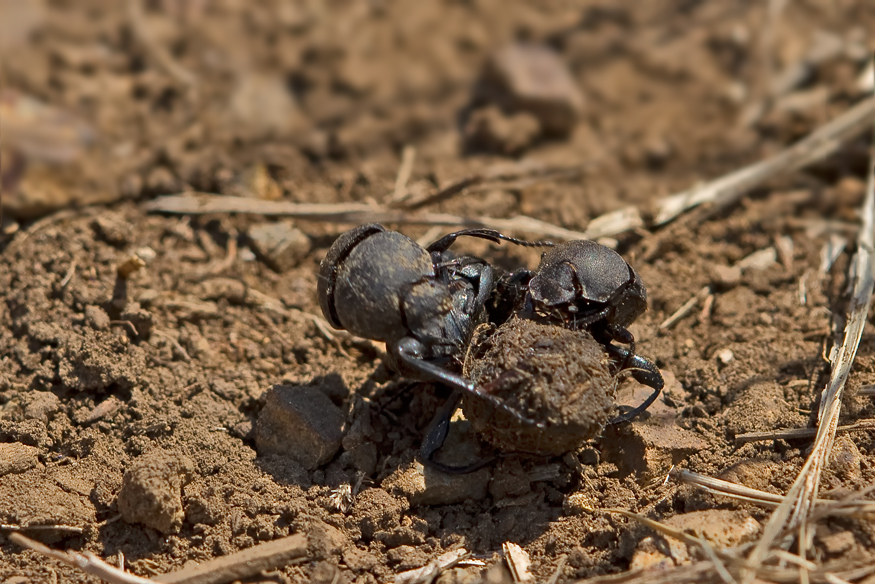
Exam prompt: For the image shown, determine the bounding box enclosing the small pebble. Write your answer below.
[91,214,132,247]
[716,348,735,365]
[248,222,311,272]
[0,442,40,476]
[563,491,597,515]
[479,43,584,137]
[711,264,741,289]
[601,421,708,480]
[117,450,194,534]
[382,461,489,506]
[256,385,345,470]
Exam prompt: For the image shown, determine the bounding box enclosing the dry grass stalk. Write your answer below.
[390,144,417,203]
[676,470,875,517]
[1,523,84,534]
[9,532,153,584]
[126,0,196,88]
[742,118,875,583]
[654,96,875,226]
[735,419,875,443]
[390,159,584,210]
[145,194,598,241]
[153,533,308,584]
[503,542,533,582]
[395,548,470,584]
[659,286,710,330]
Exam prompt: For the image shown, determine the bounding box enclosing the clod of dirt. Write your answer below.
[308,520,350,560]
[256,385,346,470]
[0,419,50,448]
[117,449,194,534]
[478,43,584,137]
[247,221,312,272]
[351,487,408,541]
[722,380,806,437]
[91,214,132,247]
[387,545,429,570]
[0,442,40,476]
[84,305,111,331]
[230,73,301,137]
[464,105,541,155]
[21,390,60,422]
[56,332,147,392]
[489,459,532,500]
[382,461,490,506]
[601,421,708,480]
[816,527,856,556]
[829,435,863,482]
[710,264,742,289]
[462,318,616,456]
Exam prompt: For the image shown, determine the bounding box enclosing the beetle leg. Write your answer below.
[604,344,664,424]
[426,229,553,254]
[457,260,494,318]
[419,390,497,474]
[565,306,610,331]
[394,338,546,428]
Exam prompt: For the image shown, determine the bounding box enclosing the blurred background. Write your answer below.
[2,2,875,582]
[2,0,872,229]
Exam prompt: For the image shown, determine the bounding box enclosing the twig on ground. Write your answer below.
[820,234,848,274]
[599,507,747,580]
[654,95,875,226]
[735,419,875,443]
[60,259,78,289]
[126,0,196,88]
[674,470,875,517]
[110,320,139,338]
[659,286,710,330]
[9,533,153,584]
[1,524,84,534]
[742,112,875,583]
[502,542,532,582]
[152,330,192,362]
[153,533,308,584]
[389,145,416,203]
[144,194,596,241]
[395,548,469,584]
[207,228,238,275]
[545,555,567,584]
[390,160,584,210]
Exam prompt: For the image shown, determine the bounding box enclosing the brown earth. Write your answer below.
[2,1,875,583]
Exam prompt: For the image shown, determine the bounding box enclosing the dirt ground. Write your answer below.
[2,1,875,583]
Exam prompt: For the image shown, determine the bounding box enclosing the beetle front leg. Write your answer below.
[393,338,546,429]
[419,390,497,474]
[604,344,664,424]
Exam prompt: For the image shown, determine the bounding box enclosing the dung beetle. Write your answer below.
[317,223,550,423]
[521,240,662,422]
[522,240,646,344]
[422,239,664,474]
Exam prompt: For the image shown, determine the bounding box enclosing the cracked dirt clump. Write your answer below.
[117,449,195,534]
[462,317,616,455]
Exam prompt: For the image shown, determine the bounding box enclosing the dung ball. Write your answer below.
[462,317,615,455]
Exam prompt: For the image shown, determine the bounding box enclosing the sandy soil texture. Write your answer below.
[2,1,875,583]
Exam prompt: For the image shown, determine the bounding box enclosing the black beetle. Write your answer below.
[517,239,662,422]
[522,240,646,344]
[422,239,664,473]
[317,223,549,424]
